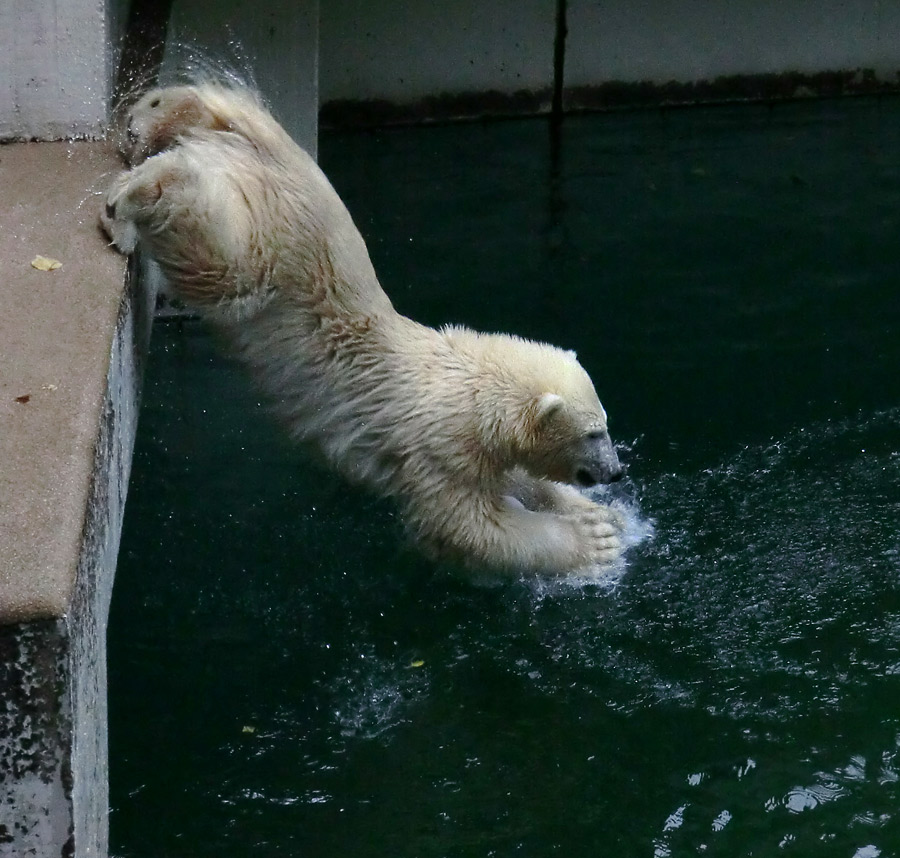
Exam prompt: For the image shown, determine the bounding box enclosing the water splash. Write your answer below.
[328,645,429,740]
[524,488,656,596]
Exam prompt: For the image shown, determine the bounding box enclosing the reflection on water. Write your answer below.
[110,98,900,857]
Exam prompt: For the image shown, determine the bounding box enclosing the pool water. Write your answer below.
[109,97,900,856]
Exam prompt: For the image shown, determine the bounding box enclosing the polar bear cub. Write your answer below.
[102,83,627,575]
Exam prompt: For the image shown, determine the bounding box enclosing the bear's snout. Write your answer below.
[576,463,626,488]
[607,464,626,483]
[576,433,626,487]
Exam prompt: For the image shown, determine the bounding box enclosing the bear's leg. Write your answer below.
[502,467,601,514]
[101,144,278,319]
[100,156,195,255]
[490,499,623,573]
[415,492,623,575]
[100,148,253,303]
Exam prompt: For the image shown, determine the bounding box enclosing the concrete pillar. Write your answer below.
[0,0,130,141]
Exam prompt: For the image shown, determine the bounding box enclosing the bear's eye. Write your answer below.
[586,429,606,441]
[149,97,161,108]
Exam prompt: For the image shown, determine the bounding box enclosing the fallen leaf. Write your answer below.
[31,255,62,271]
[241,725,256,734]
[14,395,30,404]
[410,659,425,668]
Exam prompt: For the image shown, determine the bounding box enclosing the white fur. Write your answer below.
[101,83,627,575]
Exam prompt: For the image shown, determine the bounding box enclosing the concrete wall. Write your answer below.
[0,0,318,148]
[319,0,900,123]
[162,0,319,156]
[565,0,900,87]
[4,1,900,138]
[0,0,130,141]
[321,0,555,103]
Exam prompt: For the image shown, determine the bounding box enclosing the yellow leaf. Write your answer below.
[410,659,425,668]
[31,255,62,271]
[241,725,256,734]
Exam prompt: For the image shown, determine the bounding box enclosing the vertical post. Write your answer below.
[551,0,568,128]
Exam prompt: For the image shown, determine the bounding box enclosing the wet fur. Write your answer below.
[101,83,627,575]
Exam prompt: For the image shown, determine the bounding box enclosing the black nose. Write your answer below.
[577,464,626,487]
[608,465,626,483]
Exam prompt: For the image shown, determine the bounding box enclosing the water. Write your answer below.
[109,98,900,856]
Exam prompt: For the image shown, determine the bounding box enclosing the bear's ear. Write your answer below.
[536,393,564,420]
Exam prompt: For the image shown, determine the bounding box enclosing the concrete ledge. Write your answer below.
[0,142,127,623]
[0,143,155,857]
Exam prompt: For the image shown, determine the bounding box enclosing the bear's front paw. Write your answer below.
[566,503,626,570]
[99,172,138,253]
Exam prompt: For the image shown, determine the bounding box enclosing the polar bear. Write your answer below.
[102,83,627,575]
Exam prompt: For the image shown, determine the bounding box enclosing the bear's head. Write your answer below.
[517,350,625,488]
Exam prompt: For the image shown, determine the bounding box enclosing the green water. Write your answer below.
[109,98,900,857]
